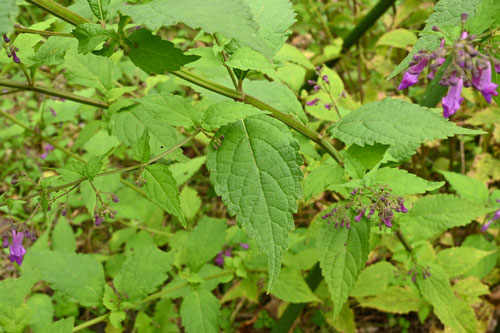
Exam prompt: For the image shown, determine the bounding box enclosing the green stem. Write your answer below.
[0,129,201,208]
[0,78,109,108]
[395,230,413,253]
[73,313,110,332]
[15,27,73,37]
[306,0,335,43]
[25,0,91,25]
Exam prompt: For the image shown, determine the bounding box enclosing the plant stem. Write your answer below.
[0,129,201,208]
[25,0,90,25]
[306,0,335,43]
[395,230,413,253]
[14,26,73,37]
[73,313,110,332]
[0,78,109,108]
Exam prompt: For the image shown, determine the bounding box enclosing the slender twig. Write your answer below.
[14,27,73,37]
[73,313,110,332]
[25,0,90,25]
[213,34,239,91]
[0,78,109,108]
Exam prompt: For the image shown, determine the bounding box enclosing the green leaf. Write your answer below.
[132,129,151,163]
[376,29,417,48]
[143,164,186,227]
[127,29,200,75]
[461,234,497,278]
[388,0,483,79]
[303,161,345,200]
[318,210,370,318]
[453,277,490,305]
[39,317,74,333]
[86,0,110,21]
[57,161,86,182]
[180,186,202,221]
[202,101,265,131]
[0,276,35,333]
[27,250,105,307]
[357,286,423,314]
[72,23,117,54]
[120,0,294,59]
[466,0,500,34]
[346,143,389,172]
[370,167,444,195]
[416,263,477,333]
[436,247,493,278]
[114,245,174,303]
[206,116,303,291]
[169,156,206,186]
[134,93,200,127]
[52,218,76,252]
[271,267,320,303]
[351,261,397,298]
[27,294,54,333]
[0,0,18,34]
[64,49,113,93]
[401,194,491,242]
[226,47,281,71]
[438,171,489,204]
[181,216,226,271]
[28,37,75,66]
[274,44,314,70]
[244,80,308,124]
[328,98,483,147]
[84,155,104,180]
[180,289,220,333]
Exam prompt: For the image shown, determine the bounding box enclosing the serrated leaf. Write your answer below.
[127,29,200,75]
[346,143,389,172]
[72,23,117,54]
[132,129,151,163]
[27,294,54,332]
[370,167,444,195]
[180,289,220,333]
[28,37,74,66]
[416,263,477,333]
[303,162,345,200]
[52,218,76,253]
[453,277,490,305]
[85,155,104,180]
[206,116,303,291]
[351,261,397,298]
[135,93,199,127]
[181,217,226,271]
[143,164,186,227]
[318,211,370,318]
[64,49,113,93]
[0,276,34,333]
[438,171,489,204]
[388,0,483,79]
[401,194,491,242]
[328,98,484,147]
[436,247,493,278]
[461,234,497,278]
[271,267,320,303]
[39,317,74,333]
[86,0,110,21]
[275,44,314,70]
[27,250,105,307]
[0,0,18,34]
[169,156,206,186]
[357,286,423,314]
[202,101,265,131]
[226,47,281,71]
[57,161,86,182]
[114,245,173,303]
[244,80,308,124]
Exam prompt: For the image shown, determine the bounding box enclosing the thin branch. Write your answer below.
[15,27,73,38]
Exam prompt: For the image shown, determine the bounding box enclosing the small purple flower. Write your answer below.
[40,152,48,160]
[307,80,316,85]
[306,98,319,106]
[49,107,57,117]
[2,236,9,248]
[495,63,500,74]
[239,243,249,250]
[322,75,329,84]
[472,62,498,103]
[398,57,429,90]
[94,214,103,226]
[324,104,332,110]
[313,85,320,91]
[61,210,67,217]
[355,211,364,222]
[9,230,26,266]
[442,76,464,118]
[112,194,119,203]
[11,50,20,63]
[214,251,224,267]
[3,34,10,43]
[481,219,493,232]
[41,143,55,159]
[382,216,393,228]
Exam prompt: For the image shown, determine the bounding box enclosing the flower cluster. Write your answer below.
[2,34,21,63]
[398,13,499,118]
[481,199,500,232]
[214,243,249,267]
[408,266,431,283]
[306,67,345,118]
[322,185,408,229]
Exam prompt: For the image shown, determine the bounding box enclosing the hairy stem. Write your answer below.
[25,0,90,25]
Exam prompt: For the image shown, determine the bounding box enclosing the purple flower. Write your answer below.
[41,143,55,159]
[495,63,500,74]
[3,34,10,43]
[11,50,20,63]
[9,230,26,266]
[2,236,9,248]
[239,243,249,250]
[398,57,429,90]
[40,152,48,160]
[355,211,364,222]
[94,214,103,226]
[49,107,57,117]
[112,194,119,203]
[472,62,498,103]
[214,251,224,267]
[223,248,232,258]
[306,98,319,106]
[382,216,392,228]
[481,219,493,232]
[307,80,316,85]
[442,76,464,118]
[324,104,332,110]
[322,75,329,84]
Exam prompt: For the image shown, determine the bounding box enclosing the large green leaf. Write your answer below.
[369,167,444,195]
[436,247,494,278]
[318,211,370,318]
[206,115,303,291]
[356,286,423,314]
[120,0,294,59]
[400,194,491,242]
[351,261,396,298]
[127,29,200,75]
[0,0,18,34]
[27,250,105,307]
[134,93,200,127]
[143,164,186,227]
[416,264,477,333]
[72,23,117,54]
[180,289,220,333]
[202,101,266,131]
[328,98,483,147]
[388,0,483,79]
[438,171,489,204]
[114,245,174,303]
[64,49,113,93]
